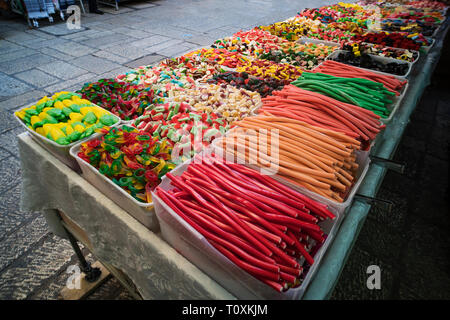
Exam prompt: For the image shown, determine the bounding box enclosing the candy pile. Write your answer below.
[77,78,155,121]
[221,115,363,201]
[259,42,338,70]
[306,24,357,43]
[236,57,304,82]
[292,72,396,118]
[342,42,419,62]
[328,50,410,76]
[185,48,244,68]
[15,92,118,145]
[259,85,384,147]
[259,20,319,41]
[116,64,196,97]
[206,71,288,98]
[313,60,407,94]
[78,126,176,203]
[352,31,432,50]
[379,19,438,37]
[170,83,262,123]
[158,56,222,81]
[155,157,336,292]
[132,102,229,160]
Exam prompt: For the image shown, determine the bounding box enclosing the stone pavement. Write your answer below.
[0,0,448,300]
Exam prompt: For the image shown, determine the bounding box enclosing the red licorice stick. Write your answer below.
[201,163,316,222]
[228,163,335,219]
[287,230,314,265]
[160,188,280,273]
[211,240,281,282]
[167,173,273,257]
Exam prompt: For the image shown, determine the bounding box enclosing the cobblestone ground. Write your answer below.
[0,0,449,300]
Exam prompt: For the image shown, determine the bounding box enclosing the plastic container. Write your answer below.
[69,125,159,231]
[359,42,420,66]
[211,129,371,215]
[14,106,121,170]
[326,50,412,78]
[381,81,409,123]
[152,153,344,300]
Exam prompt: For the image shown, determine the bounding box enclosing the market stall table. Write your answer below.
[16,16,449,301]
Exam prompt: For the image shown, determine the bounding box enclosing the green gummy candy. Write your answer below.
[83,111,97,125]
[25,109,39,116]
[67,131,82,142]
[62,107,73,117]
[32,120,46,130]
[56,137,70,145]
[44,115,58,124]
[84,126,94,137]
[46,108,63,119]
[99,114,116,126]
[70,104,81,113]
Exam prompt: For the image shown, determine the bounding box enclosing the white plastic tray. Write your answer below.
[69,125,159,231]
[152,152,344,300]
[14,105,121,170]
[211,128,371,215]
[326,50,412,78]
[296,37,341,48]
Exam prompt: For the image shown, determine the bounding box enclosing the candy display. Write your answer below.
[116,63,197,97]
[155,157,335,292]
[328,50,410,76]
[292,72,396,118]
[15,92,119,145]
[351,31,432,50]
[132,101,229,160]
[306,24,358,43]
[77,78,156,121]
[259,85,384,147]
[259,19,320,41]
[236,57,304,81]
[158,56,221,81]
[185,48,244,68]
[407,1,447,11]
[379,19,438,36]
[259,42,338,70]
[78,126,176,203]
[314,60,407,94]
[342,42,419,62]
[206,71,288,98]
[220,115,362,202]
[170,83,262,123]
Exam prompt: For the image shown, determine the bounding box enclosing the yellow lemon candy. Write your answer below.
[63,99,74,107]
[79,106,93,115]
[73,124,85,133]
[53,101,65,109]
[92,107,108,119]
[80,99,92,105]
[65,125,74,135]
[69,113,83,122]
[42,123,54,136]
[30,115,41,126]
[50,127,66,140]
[15,110,26,120]
[36,127,44,136]
[42,107,53,113]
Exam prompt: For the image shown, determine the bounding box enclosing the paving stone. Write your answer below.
[418,155,448,199]
[368,186,409,230]
[124,54,165,69]
[21,38,71,50]
[0,108,20,134]
[44,73,97,93]
[38,47,76,61]
[330,248,395,300]
[0,147,11,161]
[37,61,88,80]
[38,25,88,36]
[0,72,32,98]
[98,5,135,15]
[185,35,216,46]
[97,66,134,80]
[103,45,150,60]
[0,234,74,300]
[0,48,38,63]
[110,27,154,39]
[145,39,184,54]
[124,1,156,9]
[85,277,125,300]
[156,44,192,58]
[0,156,21,194]
[24,29,57,40]
[0,181,39,236]
[0,40,25,54]
[0,215,49,270]
[69,55,123,74]
[0,90,48,111]
[14,69,60,88]
[82,33,130,48]
[50,42,97,57]
[0,53,57,75]
[128,35,172,49]
[92,50,131,64]
[0,30,39,44]
[0,126,25,156]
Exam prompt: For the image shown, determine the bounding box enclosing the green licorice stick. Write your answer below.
[295,81,356,104]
